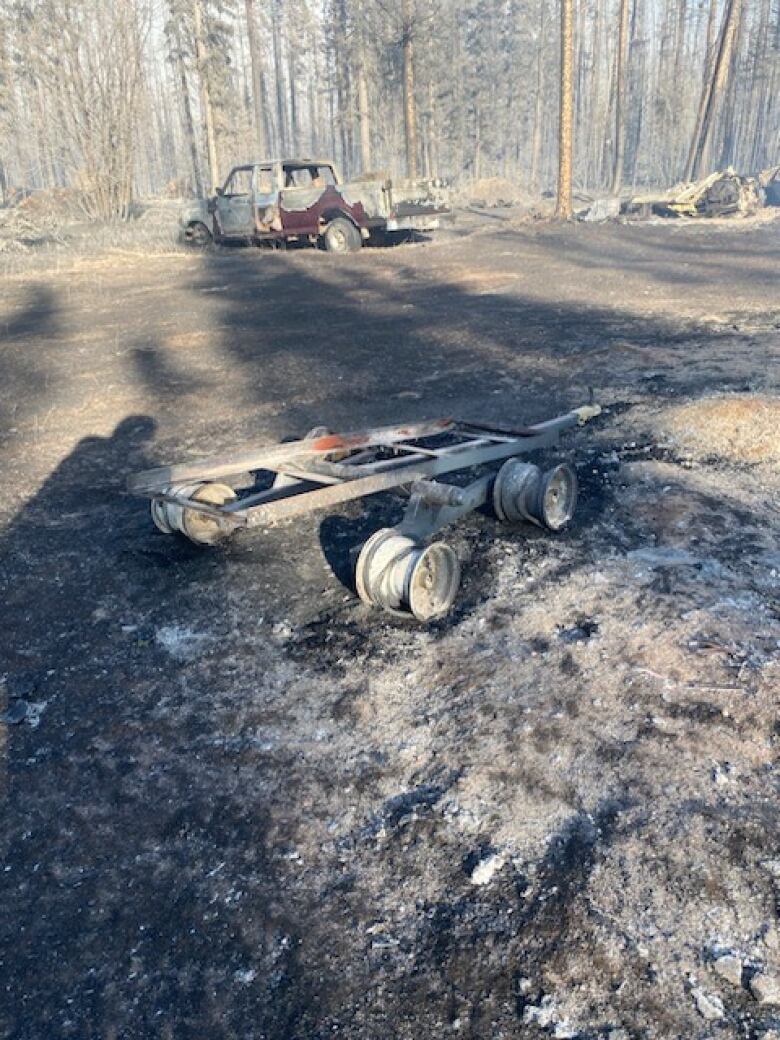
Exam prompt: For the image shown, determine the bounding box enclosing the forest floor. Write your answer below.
[1,210,779,1040]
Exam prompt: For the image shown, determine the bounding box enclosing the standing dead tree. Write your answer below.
[556,0,574,217]
[402,0,418,179]
[10,0,149,220]
[194,0,221,189]
[0,0,776,213]
[244,0,268,157]
[166,1,204,197]
[685,0,743,181]
[610,0,631,194]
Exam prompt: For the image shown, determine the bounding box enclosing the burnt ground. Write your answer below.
[1,212,779,1039]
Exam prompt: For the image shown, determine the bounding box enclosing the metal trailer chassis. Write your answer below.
[128,404,601,621]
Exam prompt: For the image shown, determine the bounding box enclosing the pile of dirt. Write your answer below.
[465,176,537,209]
[655,394,780,464]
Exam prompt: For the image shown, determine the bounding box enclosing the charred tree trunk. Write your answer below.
[356,59,371,172]
[609,0,631,194]
[402,0,418,179]
[194,0,219,189]
[272,2,288,154]
[555,0,574,218]
[530,0,546,189]
[287,49,299,152]
[685,0,742,180]
[718,3,744,167]
[683,0,719,180]
[168,13,203,196]
[244,0,268,157]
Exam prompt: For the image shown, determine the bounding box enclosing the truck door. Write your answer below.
[253,165,280,232]
[279,164,331,236]
[215,166,255,237]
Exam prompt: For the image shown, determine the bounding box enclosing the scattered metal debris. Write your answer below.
[129,404,601,622]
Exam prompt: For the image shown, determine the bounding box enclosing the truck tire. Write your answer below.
[322,217,362,253]
[185,221,213,247]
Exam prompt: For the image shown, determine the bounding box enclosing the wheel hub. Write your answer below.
[356,528,460,621]
[493,460,577,531]
[151,481,237,545]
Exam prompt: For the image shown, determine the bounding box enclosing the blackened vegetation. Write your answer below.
[2,225,779,1040]
[400,801,631,1036]
[358,776,457,842]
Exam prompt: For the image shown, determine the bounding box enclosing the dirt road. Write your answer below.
[1,216,779,1039]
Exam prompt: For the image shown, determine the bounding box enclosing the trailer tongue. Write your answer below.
[128,404,601,621]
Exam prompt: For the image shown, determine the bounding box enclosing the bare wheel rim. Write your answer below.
[330,226,347,251]
[538,464,577,531]
[407,542,461,621]
[180,482,237,545]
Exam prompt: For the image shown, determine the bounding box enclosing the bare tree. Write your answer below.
[402,0,418,178]
[11,0,149,219]
[244,0,268,157]
[555,0,574,218]
[166,2,204,196]
[0,0,776,215]
[355,0,372,173]
[610,0,631,194]
[685,0,743,180]
[271,0,289,154]
[194,0,221,188]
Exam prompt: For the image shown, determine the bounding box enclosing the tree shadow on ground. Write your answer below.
[0,284,61,435]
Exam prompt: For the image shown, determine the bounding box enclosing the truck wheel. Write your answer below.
[322,217,362,253]
[185,221,212,247]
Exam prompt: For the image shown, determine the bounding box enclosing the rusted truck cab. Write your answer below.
[183,158,449,252]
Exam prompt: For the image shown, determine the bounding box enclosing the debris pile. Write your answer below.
[578,196,622,222]
[465,176,536,209]
[0,187,83,250]
[628,168,760,218]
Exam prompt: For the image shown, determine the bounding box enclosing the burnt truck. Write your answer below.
[181,157,450,252]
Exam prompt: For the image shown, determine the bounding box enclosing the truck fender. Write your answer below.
[319,207,361,231]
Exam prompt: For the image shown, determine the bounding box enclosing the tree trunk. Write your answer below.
[530,0,546,190]
[356,59,371,172]
[555,0,574,218]
[685,0,742,181]
[474,106,481,180]
[288,50,298,152]
[587,0,601,186]
[194,0,219,189]
[427,76,439,175]
[402,0,418,179]
[272,1,288,154]
[683,0,718,180]
[717,2,744,167]
[170,14,203,196]
[609,0,631,194]
[244,0,268,157]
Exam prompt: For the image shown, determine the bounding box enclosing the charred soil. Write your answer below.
[1,214,779,1039]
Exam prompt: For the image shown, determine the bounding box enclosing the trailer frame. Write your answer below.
[128,403,600,620]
